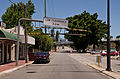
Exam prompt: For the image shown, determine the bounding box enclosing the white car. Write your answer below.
[101,50,107,56]
[91,50,101,54]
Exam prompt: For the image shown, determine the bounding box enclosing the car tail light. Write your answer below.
[43,57,46,59]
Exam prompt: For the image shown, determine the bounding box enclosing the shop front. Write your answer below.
[0,30,18,64]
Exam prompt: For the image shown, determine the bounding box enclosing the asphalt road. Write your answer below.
[70,53,120,73]
[0,53,110,79]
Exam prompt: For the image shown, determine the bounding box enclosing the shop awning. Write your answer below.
[0,29,19,41]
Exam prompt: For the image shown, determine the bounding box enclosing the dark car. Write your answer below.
[34,52,50,64]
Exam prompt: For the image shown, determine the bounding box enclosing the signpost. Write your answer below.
[106,0,111,71]
[43,17,68,28]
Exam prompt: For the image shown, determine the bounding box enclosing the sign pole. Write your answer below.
[106,0,112,71]
[45,0,47,33]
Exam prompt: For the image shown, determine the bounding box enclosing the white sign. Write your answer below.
[43,17,68,28]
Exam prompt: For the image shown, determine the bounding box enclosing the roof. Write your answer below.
[0,29,18,41]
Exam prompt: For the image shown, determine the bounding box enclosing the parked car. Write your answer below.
[101,50,107,56]
[34,51,50,64]
[101,50,118,56]
[110,50,118,56]
[91,50,101,54]
[86,50,92,53]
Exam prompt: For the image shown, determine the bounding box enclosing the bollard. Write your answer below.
[96,56,101,67]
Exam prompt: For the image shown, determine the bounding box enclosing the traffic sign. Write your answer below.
[43,17,68,28]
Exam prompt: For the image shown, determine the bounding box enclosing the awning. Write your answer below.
[0,29,18,41]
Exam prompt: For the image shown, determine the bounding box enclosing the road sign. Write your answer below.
[43,17,68,28]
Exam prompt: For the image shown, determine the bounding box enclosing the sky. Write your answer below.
[0,0,120,38]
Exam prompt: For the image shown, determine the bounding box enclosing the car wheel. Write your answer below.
[33,61,37,64]
[46,58,50,63]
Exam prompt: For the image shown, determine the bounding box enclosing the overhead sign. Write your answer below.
[43,17,68,28]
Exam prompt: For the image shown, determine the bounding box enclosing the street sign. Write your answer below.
[43,17,68,28]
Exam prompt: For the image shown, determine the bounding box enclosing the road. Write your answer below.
[69,53,120,74]
[0,53,110,79]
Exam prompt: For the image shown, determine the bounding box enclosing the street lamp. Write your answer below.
[106,0,111,71]
[17,18,43,65]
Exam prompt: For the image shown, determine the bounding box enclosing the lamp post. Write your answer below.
[106,0,111,71]
[18,18,43,65]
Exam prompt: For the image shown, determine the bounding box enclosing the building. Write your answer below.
[0,21,35,64]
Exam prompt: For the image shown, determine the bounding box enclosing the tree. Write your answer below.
[65,11,107,51]
[51,29,54,38]
[2,0,35,29]
[116,35,120,38]
[56,31,59,42]
[39,35,53,51]
[30,29,53,52]
[104,35,113,39]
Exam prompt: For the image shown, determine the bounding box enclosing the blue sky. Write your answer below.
[0,0,120,38]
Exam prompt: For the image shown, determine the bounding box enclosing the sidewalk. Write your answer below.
[0,60,33,75]
[69,53,120,79]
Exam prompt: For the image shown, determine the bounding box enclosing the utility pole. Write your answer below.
[106,0,111,71]
[8,0,19,66]
[45,0,47,33]
[24,5,29,63]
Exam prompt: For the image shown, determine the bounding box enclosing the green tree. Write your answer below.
[116,35,120,38]
[103,35,113,39]
[56,31,59,42]
[51,29,54,37]
[111,42,116,48]
[30,29,53,51]
[66,11,107,51]
[39,35,53,51]
[2,0,35,29]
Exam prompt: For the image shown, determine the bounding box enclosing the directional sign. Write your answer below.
[43,17,68,28]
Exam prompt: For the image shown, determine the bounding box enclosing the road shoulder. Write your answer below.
[69,53,120,79]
